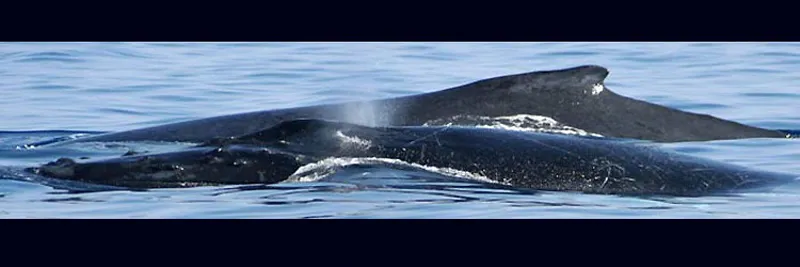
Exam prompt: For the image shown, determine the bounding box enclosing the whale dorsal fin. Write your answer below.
[511,65,610,94]
[528,65,609,86]
[439,65,611,97]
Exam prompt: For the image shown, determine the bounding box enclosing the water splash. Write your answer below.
[286,157,499,185]
[336,61,398,127]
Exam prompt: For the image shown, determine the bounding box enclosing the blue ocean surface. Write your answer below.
[1,42,799,218]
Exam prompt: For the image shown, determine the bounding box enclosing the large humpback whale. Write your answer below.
[21,65,797,197]
[60,65,787,145]
[27,119,797,196]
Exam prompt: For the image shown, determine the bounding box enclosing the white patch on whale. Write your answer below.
[423,114,603,137]
[591,83,604,95]
[286,157,501,185]
[335,130,372,148]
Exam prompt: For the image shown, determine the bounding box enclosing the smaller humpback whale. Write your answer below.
[27,119,797,196]
[55,65,788,145]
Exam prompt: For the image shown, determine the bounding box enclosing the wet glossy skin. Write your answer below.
[28,120,797,196]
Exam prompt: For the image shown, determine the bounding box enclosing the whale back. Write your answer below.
[64,65,787,144]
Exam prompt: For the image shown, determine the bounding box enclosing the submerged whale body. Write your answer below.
[28,119,797,196]
[60,65,787,145]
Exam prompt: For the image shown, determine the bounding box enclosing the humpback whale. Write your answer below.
[21,65,797,197]
[58,65,787,145]
[27,119,797,196]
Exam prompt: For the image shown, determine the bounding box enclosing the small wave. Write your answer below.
[12,51,86,63]
[0,131,105,150]
[243,72,310,79]
[0,130,105,135]
[544,51,600,57]
[741,92,800,98]
[93,107,150,116]
[399,53,459,61]
[286,157,501,185]
[10,131,199,151]
[16,133,99,150]
[423,114,603,137]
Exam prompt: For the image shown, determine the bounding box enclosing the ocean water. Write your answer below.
[1,42,799,218]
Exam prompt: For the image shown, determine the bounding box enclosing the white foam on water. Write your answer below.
[17,133,95,150]
[286,157,501,185]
